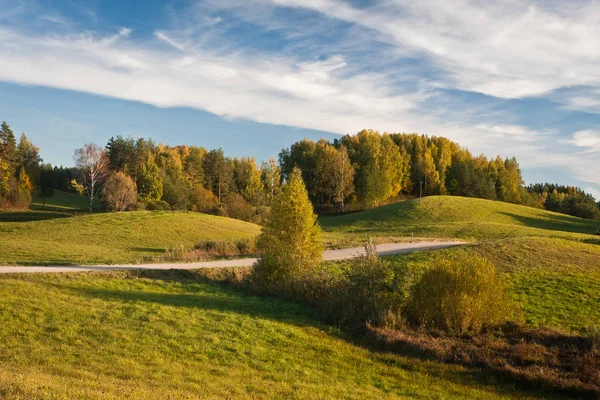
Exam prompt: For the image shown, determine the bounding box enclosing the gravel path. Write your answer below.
[0,241,464,274]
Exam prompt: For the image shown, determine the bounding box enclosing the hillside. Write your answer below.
[0,211,260,265]
[0,271,548,399]
[321,196,599,245]
[382,237,600,333]
[31,190,102,211]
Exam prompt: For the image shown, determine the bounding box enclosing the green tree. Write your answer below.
[203,148,233,202]
[10,167,33,209]
[254,167,323,286]
[0,121,17,202]
[17,133,42,186]
[315,144,355,210]
[233,157,264,206]
[138,156,163,202]
[38,165,55,208]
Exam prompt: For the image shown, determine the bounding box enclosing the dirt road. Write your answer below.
[0,241,464,273]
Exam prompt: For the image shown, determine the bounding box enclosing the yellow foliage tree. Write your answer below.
[254,167,323,286]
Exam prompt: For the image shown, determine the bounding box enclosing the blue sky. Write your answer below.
[0,0,599,198]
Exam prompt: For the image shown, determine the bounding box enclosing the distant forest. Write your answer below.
[1,121,599,221]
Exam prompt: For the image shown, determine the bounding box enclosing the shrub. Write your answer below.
[339,241,413,331]
[189,186,218,213]
[406,256,510,335]
[145,199,171,211]
[102,172,137,211]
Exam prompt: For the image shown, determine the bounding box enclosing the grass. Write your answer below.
[382,237,600,333]
[31,190,102,211]
[0,211,260,265]
[321,196,600,246]
[0,271,556,399]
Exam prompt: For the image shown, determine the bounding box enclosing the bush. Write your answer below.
[189,186,218,213]
[406,256,510,335]
[145,199,171,211]
[102,172,137,211]
[340,241,412,330]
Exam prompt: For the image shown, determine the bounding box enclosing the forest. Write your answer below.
[1,122,599,221]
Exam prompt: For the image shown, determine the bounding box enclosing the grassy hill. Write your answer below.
[383,237,600,333]
[31,190,102,211]
[321,196,599,246]
[0,271,550,399]
[0,211,260,265]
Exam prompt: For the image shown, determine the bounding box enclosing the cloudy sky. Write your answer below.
[1,0,599,198]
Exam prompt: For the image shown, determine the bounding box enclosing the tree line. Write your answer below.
[281,130,536,211]
[1,120,599,222]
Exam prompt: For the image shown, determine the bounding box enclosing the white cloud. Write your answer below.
[248,0,600,101]
[0,1,600,191]
[572,130,600,152]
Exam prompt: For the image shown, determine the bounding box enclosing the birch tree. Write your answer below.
[74,143,108,213]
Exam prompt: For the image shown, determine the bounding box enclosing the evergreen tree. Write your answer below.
[38,165,55,208]
[254,167,323,286]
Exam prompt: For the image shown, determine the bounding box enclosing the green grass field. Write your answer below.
[0,271,554,399]
[31,190,102,211]
[321,196,599,246]
[0,211,260,265]
[381,237,600,333]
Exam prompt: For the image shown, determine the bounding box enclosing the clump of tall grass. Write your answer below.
[157,238,257,262]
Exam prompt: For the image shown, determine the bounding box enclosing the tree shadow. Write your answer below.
[498,211,597,235]
[57,272,569,399]
[0,211,74,222]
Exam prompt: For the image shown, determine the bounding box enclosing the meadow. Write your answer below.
[1,194,599,398]
[0,209,260,265]
[0,270,557,399]
[320,195,599,247]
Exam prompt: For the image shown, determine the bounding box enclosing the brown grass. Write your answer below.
[370,323,600,399]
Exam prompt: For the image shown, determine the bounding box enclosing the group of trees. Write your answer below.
[528,184,600,220]
[0,121,42,209]
[3,119,599,222]
[280,130,537,211]
[69,136,283,222]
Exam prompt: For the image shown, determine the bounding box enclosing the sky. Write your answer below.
[0,0,599,198]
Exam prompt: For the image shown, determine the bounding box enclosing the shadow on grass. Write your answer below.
[57,270,567,400]
[498,211,598,235]
[0,211,74,222]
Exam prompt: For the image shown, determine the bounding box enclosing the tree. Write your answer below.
[261,158,281,205]
[137,156,163,202]
[203,148,232,202]
[233,157,264,206]
[38,165,55,208]
[17,133,42,186]
[254,167,323,286]
[0,121,17,201]
[315,144,354,210]
[9,167,33,209]
[74,143,108,213]
[101,172,137,211]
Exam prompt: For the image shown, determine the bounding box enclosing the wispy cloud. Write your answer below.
[0,0,599,194]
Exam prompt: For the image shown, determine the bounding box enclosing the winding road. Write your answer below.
[0,241,464,274]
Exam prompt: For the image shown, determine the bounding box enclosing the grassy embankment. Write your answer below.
[0,270,555,400]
